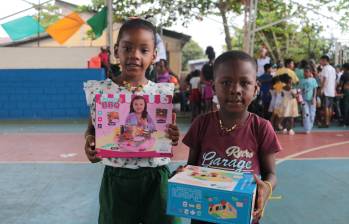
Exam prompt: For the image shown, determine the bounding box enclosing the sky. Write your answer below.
[1,0,349,54]
[0,0,227,54]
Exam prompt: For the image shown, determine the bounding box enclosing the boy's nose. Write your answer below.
[229,83,242,94]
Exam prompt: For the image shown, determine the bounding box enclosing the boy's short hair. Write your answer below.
[303,66,311,71]
[284,58,294,67]
[213,51,257,78]
[202,63,214,81]
[116,18,157,48]
[264,63,272,72]
[320,55,330,62]
[279,73,291,83]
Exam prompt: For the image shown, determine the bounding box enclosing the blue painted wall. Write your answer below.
[0,69,104,119]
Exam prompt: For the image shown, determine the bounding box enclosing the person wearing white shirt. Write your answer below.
[319,55,336,127]
[257,47,271,77]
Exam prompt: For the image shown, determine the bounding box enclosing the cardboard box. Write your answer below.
[167,165,256,224]
[95,93,173,158]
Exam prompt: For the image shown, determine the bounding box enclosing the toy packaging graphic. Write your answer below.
[95,93,173,158]
[167,165,256,224]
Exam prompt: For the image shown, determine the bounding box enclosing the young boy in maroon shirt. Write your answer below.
[182,50,282,224]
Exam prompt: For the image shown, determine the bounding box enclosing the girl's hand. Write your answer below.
[253,174,272,222]
[170,165,186,178]
[139,118,147,126]
[84,135,101,163]
[166,113,180,146]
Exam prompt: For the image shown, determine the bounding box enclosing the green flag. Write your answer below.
[87,6,107,38]
[1,16,44,41]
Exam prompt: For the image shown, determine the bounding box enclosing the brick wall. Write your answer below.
[0,69,104,119]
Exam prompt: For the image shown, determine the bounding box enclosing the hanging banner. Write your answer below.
[87,6,107,38]
[1,16,44,41]
[46,12,84,44]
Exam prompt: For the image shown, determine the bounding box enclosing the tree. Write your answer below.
[253,0,332,62]
[82,0,337,60]
[34,4,60,29]
[181,40,204,70]
[83,0,244,50]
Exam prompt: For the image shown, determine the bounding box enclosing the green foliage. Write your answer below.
[34,4,60,29]
[86,29,97,40]
[181,39,204,70]
[82,0,222,26]
[253,0,333,62]
[82,0,243,47]
[81,0,338,61]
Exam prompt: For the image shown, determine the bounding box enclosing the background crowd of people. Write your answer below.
[97,41,349,134]
[181,46,349,134]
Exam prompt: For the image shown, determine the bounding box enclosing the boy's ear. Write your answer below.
[254,83,259,97]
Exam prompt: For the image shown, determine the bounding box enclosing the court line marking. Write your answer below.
[282,157,349,161]
[0,161,89,164]
[276,141,349,165]
[1,141,349,164]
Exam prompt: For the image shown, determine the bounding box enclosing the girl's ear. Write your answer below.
[152,48,158,64]
[114,46,119,59]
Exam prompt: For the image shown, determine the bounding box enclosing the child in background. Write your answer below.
[181,51,282,224]
[257,63,273,119]
[84,19,179,224]
[268,75,285,131]
[279,74,299,135]
[125,95,156,133]
[339,63,349,126]
[189,70,202,120]
[299,66,318,133]
[201,63,214,113]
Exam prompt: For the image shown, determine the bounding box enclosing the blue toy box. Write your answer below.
[167,165,256,224]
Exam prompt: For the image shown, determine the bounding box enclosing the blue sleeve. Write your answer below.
[125,113,137,126]
[299,80,303,89]
[146,114,156,131]
[313,78,318,88]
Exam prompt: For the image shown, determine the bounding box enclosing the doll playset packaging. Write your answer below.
[95,93,173,158]
[167,165,256,224]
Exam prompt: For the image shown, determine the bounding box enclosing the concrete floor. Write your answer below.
[1,160,349,224]
[1,117,349,224]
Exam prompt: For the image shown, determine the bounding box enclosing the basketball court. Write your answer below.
[1,118,348,224]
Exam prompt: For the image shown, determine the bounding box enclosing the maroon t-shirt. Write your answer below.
[183,112,282,175]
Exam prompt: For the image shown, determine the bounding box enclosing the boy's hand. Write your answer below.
[166,113,180,146]
[84,135,101,163]
[253,174,272,222]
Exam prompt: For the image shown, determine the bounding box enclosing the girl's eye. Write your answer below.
[141,48,149,54]
[124,46,132,52]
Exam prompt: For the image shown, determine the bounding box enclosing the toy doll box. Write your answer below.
[94,93,173,158]
[167,166,256,224]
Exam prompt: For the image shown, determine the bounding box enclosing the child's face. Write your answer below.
[116,28,156,79]
[304,69,311,78]
[156,60,167,75]
[214,60,257,114]
[133,99,145,113]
